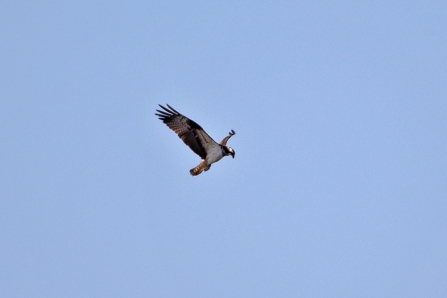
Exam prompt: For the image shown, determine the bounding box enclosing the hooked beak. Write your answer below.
[231,151,235,158]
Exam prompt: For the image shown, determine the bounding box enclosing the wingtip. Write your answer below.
[166,104,180,115]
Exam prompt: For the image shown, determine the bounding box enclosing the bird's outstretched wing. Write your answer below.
[155,104,218,159]
[219,129,236,145]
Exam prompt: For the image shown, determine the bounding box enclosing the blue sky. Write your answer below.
[1,1,446,297]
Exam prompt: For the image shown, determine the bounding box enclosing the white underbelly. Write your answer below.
[206,148,223,165]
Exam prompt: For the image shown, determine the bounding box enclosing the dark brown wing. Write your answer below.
[155,104,217,159]
[219,129,236,145]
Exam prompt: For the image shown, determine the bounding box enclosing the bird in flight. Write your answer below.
[155,104,236,176]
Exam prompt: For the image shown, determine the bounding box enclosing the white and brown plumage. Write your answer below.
[155,104,236,176]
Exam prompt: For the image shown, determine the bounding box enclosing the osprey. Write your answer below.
[155,104,236,176]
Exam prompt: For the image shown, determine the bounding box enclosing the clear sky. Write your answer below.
[1,1,446,297]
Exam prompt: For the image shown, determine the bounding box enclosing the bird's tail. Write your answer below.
[190,160,207,176]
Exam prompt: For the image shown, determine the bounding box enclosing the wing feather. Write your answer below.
[155,104,218,159]
[219,129,236,145]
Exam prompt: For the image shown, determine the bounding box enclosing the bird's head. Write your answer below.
[226,146,235,158]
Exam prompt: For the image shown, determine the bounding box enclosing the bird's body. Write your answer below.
[155,104,236,176]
